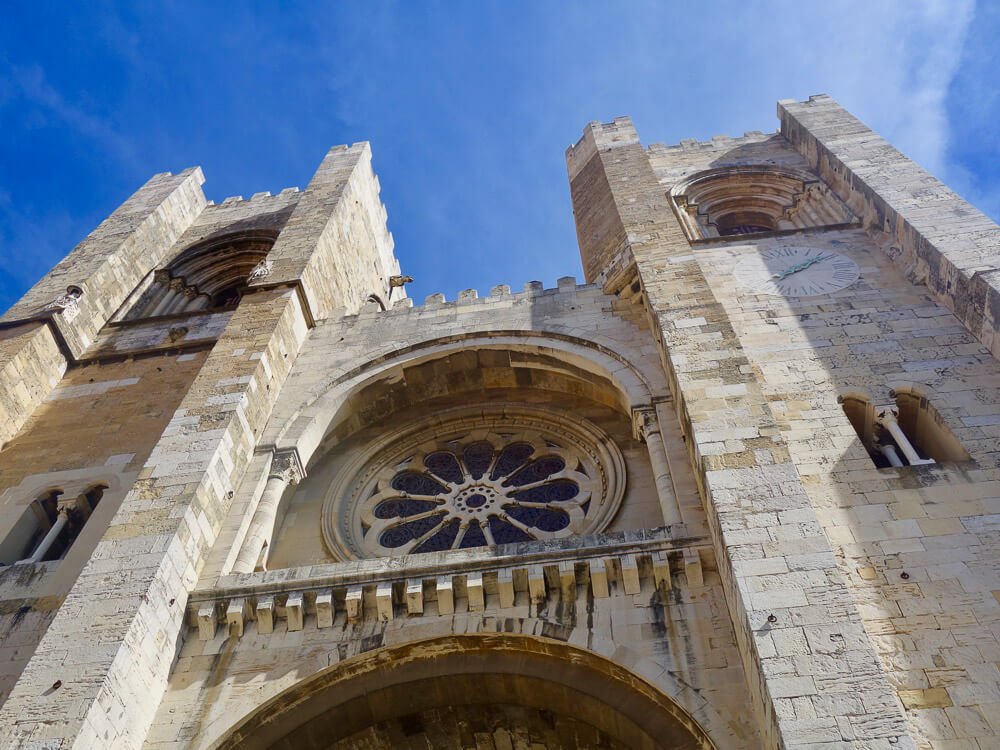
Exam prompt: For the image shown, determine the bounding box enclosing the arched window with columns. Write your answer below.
[120,231,277,320]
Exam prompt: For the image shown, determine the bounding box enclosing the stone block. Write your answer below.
[405,579,423,615]
[256,596,274,635]
[497,568,515,609]
[285,593,304,632]
[620,554,640,595]
[590,558,610,599]
[527,565,546,604]
[315,591,334,629]
[345,585,363,624]
[436,577,454,615]
[197,604,217,641]
[376,582,393,621]
[466,572,484,612]
[225,598,245,638]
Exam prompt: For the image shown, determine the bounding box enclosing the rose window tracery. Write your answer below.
[323,408,626,559]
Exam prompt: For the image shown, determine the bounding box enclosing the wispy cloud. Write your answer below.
[4,63,139,170]
[0,188,84,303]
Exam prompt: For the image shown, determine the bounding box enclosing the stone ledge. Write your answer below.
[203,524,701,599]
[188,537,709,640]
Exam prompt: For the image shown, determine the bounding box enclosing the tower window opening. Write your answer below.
[892,390,969,463]
[211,285,245,309]
[120,232,276,321]
[841,391,968,468]
[715,212,775,236]
[671,167,857,241]
[0,484,106,566]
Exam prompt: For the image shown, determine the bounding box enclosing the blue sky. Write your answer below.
[1,1,997,311]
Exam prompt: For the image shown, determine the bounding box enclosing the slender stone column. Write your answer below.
[633,408,682,526]
[878,414,934,466]
[879,443,905,467]
[150,277,184,317]
[232,450,304,574]
[20,510,69,565]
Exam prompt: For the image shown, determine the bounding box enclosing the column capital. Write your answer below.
[631,407,659,442]
[269,448,305,485]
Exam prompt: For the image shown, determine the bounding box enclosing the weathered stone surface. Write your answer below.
[0,98,996,750]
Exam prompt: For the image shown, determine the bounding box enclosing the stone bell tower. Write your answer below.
[0,96,996,749]
[567,95,1000,748]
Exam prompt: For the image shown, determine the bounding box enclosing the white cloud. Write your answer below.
[528,1,975,176]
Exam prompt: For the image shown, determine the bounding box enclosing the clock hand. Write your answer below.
[773,254,833,280]
[773,260,810,280]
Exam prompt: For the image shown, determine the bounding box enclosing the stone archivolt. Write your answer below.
[213,634,719,750]
[125,231,277,318]
[323,406,626,559]
[671,165,856,240]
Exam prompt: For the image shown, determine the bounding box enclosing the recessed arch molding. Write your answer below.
[211,634,720,750]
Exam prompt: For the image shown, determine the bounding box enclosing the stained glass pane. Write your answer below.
[373,498,440,519]
[355,417,620,559]
[491,442,534,480]
[379,513,446,548]
[505,505,570,532]
[487,516,533,544]
[511,479,579,503]
[391,471,448,496]
[504,456,565,487]
[424,451,463,484]
[463,441,494,479]
[412,519,460,553]
[459,520,487,549]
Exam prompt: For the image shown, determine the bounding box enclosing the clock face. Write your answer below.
[733,246,860,297]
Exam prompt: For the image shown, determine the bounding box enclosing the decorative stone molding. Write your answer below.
[631,407,656,442]
[248,259,273,281]
[194,536,696,640]
[45,287,83,323]
[322,405,627,560]
[268,449,304,485]
[669,166,857,241]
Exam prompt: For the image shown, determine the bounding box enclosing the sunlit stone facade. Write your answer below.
[0,96,998,748]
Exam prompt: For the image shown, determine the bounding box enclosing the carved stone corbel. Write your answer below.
[45,287,83,323]
[248,259,273,281]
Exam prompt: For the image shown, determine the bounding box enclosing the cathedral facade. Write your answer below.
[0,95,997,748]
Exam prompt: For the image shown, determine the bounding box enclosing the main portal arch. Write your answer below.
[213,634,719,749]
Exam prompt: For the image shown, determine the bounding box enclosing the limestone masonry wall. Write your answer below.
[0,98,996,750]
[570,115,917,749]
[780,95,1000,359]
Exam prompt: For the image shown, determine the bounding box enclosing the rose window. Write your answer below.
[323,408,626,559]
